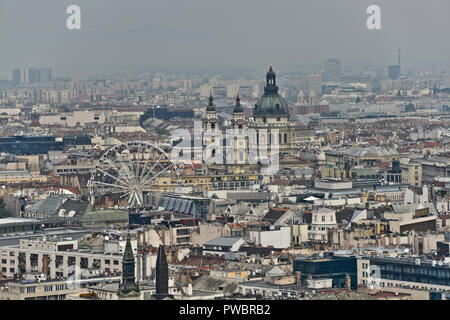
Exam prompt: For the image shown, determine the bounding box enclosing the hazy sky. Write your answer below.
[1,0,449,77]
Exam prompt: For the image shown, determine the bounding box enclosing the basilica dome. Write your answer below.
[254,65,290,117]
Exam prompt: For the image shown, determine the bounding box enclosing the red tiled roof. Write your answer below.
[424,141,441,147]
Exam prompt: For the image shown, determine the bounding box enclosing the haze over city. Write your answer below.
[1,0,450,77]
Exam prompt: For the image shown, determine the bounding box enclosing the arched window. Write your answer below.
[278,133,281,144]
[211,122,215,130]
[284,133,288,144]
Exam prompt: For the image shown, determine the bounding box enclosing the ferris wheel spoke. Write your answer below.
[141,163,172,187]
[95,167,130,188]
[90,141,179,208]
[91,190,128,197]
[140,153,165,184]
[102,158,134,185]
[137,152,156,182]
[136,191,144,206]
[91,180,132,191]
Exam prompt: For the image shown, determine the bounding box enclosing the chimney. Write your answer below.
[345,274,351,290]
[295,271,301,285]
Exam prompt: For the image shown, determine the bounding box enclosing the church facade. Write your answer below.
[201,65,296,173]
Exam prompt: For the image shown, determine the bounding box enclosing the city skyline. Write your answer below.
[1,0,450,305]
[1,0,450,77]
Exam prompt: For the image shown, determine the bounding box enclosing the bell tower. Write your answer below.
[230,92,247,164]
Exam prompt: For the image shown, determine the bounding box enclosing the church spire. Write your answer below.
[152,244,173,300]
[117,233,139,298]
[207,91,216,112]
[233,90,243,113]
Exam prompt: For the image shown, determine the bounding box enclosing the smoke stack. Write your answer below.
[345,274,351,290]
[295,271,301,285]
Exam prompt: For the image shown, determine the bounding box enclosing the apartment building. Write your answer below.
[0,276,120,300]
[358,256,450,293]
[401,158,423,187]
[0,237,123,279]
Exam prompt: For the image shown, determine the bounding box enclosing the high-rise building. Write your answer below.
[12,69,21,85]
[21,67,29,83]
[12,67,53,84]
[39,68,52,83]
[388,49,401,80]
[29,68,40,83]
[388,65,400,80]
[308,72,322,96]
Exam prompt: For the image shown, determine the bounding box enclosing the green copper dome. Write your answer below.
[254,65,290,117]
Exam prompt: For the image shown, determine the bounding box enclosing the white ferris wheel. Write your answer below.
[89,141,180,209]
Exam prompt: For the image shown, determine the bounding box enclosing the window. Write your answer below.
[44,285,53,292]
[56,284,65,291]
[113,260,119,265]
[322,216,326,222]
[27,287,35,294]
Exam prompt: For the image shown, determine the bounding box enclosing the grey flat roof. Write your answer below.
[204,237,243,247]
[0,217,40,226]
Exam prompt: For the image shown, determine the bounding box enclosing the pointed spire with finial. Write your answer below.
[233,89,243,114]
[206,88,216,112]
[153,244,172,299]
[117,230,139,298]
